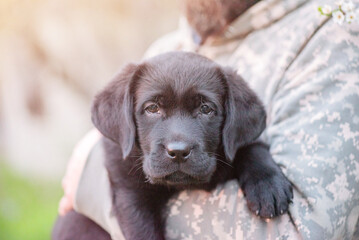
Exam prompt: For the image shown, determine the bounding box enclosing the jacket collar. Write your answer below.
[180,0,309,49]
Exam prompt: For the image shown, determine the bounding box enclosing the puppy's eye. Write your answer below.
[200,104,213,115]
[145,104,160,114]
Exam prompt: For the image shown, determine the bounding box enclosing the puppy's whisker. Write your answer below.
[128,162,140,174]
[128,157,144,175]
[133,165,144,176]
[206,151,233,168]
[128,155,144,159]
[216,159,233,168]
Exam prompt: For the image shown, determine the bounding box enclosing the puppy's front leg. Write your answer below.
[234,142,293,218]
[113,187,173,240]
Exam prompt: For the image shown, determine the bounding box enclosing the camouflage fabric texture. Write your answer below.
[75,0,359,239]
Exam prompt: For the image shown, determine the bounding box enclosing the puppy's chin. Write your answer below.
[142,152,217,187]
[148,171,211,186]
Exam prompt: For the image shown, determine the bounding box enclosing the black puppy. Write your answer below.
[53,52,293,240]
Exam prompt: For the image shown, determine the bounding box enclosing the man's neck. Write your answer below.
[184,0,261,44]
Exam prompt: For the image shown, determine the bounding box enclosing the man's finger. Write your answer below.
[58,196,72,216]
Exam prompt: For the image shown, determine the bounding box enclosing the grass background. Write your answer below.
[0,159,62,240]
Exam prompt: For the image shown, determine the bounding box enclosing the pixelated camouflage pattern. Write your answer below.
[75,0,359,239]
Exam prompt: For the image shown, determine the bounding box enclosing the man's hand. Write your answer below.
[58,129,101,216]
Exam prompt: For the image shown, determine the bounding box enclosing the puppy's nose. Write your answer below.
[166,142,192,162]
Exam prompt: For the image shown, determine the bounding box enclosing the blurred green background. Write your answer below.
[0,158,61,240]
[0,0,179,238]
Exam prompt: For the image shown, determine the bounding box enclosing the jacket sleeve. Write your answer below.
[74,139,125,240]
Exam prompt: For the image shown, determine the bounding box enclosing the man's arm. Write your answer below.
[74,138,125,239]
[59,130,126,239]
[59,129,101,216]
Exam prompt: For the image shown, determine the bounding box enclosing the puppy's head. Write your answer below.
[92,52,265,186]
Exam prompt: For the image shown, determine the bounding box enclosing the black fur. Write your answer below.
[52,210,111,240]
[52,52,293,240]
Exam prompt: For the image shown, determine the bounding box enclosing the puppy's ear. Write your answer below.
[91,63,141,159]
[222,68,266,161]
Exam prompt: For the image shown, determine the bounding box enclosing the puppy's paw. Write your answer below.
[242,173,293,218]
